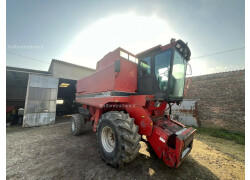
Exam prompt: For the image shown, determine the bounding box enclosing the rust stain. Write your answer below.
[179,109,198,118]
[195,102,200,126]
[175,103,199,126]
[179,109,193,113]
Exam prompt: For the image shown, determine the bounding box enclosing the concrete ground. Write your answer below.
[6,116,245,180]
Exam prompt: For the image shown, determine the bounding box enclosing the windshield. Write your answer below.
[169,49,187,98]
[155,50,171,91]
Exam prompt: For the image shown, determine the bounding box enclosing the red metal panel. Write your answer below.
[136,42,175,56]
[96,47,136,71]
[147,121,195,167]
[114,59,137,92]
[76,59,137,95]
[76,63,115,94]
[128,95,149,106]
[125,106,153,136]
[92,108,102,132]
[96,48,120,71]
[76,96,130,108]
[147,125,168,158]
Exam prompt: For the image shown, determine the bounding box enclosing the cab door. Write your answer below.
[137,56,154,95]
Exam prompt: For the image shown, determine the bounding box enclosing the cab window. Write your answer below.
[139,57,151,75]
[155,50,171,91]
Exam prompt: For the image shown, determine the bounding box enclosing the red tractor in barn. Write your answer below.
[72,38,195,168]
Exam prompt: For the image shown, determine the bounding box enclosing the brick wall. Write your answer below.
[184,70,245,132]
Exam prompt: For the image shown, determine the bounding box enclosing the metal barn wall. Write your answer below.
[23,74,59,127]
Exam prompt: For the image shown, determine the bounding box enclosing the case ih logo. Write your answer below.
[95,92,112,97]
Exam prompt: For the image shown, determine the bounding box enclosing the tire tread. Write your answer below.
[71,113,85,136]
[97,111,141,167]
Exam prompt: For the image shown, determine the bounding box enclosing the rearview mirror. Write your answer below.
[186,63,192,76]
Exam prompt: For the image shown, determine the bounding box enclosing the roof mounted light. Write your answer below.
[174,40,191,61]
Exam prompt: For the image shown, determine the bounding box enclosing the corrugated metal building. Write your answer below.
[6,60,95,127]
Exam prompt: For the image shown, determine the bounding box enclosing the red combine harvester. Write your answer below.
[72,38,195,168]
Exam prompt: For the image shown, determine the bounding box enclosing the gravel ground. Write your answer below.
[6,117,245,180]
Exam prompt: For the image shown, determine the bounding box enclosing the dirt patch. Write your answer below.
[192,135,244,179]
[6,121,245,180]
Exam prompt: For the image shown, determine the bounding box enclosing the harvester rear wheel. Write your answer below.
[71,113,85,136]
[97,111,141,167]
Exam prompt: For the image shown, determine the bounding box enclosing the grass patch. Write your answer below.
[195,127,245,145]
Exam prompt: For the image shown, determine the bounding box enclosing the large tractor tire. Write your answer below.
[71,113,85,136]
[97,111,141,167]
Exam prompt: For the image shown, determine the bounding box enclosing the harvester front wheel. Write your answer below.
[97,111,141,167]
[71,113,85,136]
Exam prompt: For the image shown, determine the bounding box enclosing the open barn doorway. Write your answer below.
[6,70,28,126]
[6,67,52,127]
[56,78,78,123]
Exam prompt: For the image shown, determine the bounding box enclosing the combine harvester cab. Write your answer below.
[73,38,196,168]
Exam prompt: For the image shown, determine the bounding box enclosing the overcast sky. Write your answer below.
[6,0,245,76]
